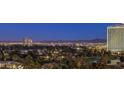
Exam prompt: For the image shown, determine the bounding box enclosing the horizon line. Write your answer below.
[0,38,106,42]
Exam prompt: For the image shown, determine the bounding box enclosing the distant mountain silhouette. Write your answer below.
[38,39,106,43]
[0,39,106,43]
[86,39,106,43]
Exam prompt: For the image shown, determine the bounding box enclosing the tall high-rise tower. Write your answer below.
[107,25,124,52]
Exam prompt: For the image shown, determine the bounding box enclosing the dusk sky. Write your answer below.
[0,23,119,41]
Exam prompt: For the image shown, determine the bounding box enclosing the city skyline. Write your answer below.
[0,23,120,41]
[0,23,124,69]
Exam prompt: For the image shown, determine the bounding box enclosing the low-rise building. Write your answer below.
[0,61,24,69]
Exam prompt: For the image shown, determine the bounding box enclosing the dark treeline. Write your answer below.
[0,45,124,69]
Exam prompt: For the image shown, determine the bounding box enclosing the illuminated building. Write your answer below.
[23,38,33,46]
[107,25,124,52]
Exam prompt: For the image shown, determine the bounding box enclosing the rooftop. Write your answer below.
[108,24,124,28]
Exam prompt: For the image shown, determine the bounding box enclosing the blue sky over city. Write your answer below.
[0,23,119,41]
